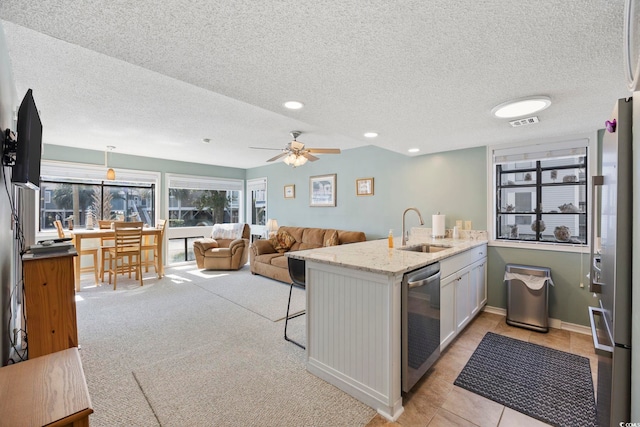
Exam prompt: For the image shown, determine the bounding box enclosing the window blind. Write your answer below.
[493,139,589,164]
[41,161,159,185]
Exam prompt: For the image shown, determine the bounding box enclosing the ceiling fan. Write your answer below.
[250,131,341,166]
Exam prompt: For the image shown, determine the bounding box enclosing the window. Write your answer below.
[40,162,160,232]
[166,174,243,263]
[490,137,593,248]
[39,180,155,231]
[166,175,242,228]
[246,178,267,227]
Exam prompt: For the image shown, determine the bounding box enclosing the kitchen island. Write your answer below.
[287,235,488,421]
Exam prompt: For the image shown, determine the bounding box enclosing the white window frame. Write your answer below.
[246,177,267,238]
[487,133,597,253]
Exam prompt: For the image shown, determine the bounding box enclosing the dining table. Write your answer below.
[71,227,164,291]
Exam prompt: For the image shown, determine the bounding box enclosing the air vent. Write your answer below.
[509,116,539,127]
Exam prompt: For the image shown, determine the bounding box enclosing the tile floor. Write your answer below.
[366,311,597,427]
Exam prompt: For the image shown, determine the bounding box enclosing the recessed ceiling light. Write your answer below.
[491,96,551,119]
[408,148,420,153]
[283,101,304,110]
[363,132,378,138]
[202,138,211,143]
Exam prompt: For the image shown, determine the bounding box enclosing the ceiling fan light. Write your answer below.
[283,153,297,165]
[282,152,308,167]
[293,155,308,167]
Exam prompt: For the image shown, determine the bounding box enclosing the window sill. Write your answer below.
[488,239,589,254]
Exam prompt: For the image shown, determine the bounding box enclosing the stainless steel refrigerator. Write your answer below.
[589,97,632,426]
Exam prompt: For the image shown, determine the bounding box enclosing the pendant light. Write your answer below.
[105,145,116,180]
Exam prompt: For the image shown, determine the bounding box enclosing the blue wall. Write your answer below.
[247,145,487,240]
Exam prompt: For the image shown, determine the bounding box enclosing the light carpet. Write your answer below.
[133,322,372,427]
[75,265,375,427]
[185,268,305,321]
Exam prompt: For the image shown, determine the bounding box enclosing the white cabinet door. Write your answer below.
[439,244,488,351]
[455,268,471,331]
[440,273,457,350]
[469,264,479,317]
[471,259,487,316]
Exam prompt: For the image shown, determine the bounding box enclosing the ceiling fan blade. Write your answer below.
[266,152,288,162]
[249,146,284,151]
[307,148,341,154]
[302,152,320,161]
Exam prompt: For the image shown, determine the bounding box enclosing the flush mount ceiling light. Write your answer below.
[408,148,420,153]
[363,132,378,138]
[283,101,304,110]
[491,96,551,119]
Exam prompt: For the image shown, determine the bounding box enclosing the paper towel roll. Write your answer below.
[432,214,445,237]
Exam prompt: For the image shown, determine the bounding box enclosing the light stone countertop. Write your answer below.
[286,236,488,277]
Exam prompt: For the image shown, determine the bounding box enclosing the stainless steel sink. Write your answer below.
[398,244,451,253]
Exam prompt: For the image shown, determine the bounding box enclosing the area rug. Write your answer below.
[454,332,597,427]
[190,269,305,321]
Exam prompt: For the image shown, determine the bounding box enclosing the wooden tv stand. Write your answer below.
[22,249,79,358]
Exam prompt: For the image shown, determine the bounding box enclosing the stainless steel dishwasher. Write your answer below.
[401,262,441,392]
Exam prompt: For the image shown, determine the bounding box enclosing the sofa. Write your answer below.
[193,223,250,270]
[249,226,366,283]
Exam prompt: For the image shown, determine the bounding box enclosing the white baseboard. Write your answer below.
[483,305,591,336]
[482,305,506,316]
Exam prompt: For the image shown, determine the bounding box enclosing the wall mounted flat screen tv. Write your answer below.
[12,89,42,190]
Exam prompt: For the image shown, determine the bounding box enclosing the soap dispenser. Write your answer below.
[388,229,394,248]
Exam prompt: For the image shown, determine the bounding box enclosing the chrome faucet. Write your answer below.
[402,207,425,246]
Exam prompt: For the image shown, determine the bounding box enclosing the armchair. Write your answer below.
[193,223,250,270]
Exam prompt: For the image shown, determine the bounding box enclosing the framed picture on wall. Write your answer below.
[309,174,336,207]
[284,184,295,199]
[356,178,374,196]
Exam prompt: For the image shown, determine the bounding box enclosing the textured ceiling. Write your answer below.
[0,1,630,169]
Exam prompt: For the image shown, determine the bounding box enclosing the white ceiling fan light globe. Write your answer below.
[283,153,295,165]
[294,155,308,167]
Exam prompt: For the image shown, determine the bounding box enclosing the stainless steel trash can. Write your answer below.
[505,264,551,332]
